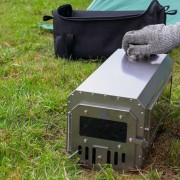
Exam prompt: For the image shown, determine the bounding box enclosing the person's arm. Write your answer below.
[122,23,180,59]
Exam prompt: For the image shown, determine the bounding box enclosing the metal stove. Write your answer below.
[67,49,173,172]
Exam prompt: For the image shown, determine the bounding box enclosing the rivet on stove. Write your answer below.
[144,128,149,131]
[84,110,88,115]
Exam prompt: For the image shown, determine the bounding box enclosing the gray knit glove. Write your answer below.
[122,23,180,59]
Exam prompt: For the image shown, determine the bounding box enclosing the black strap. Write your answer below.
[166,10,177,15]
[164,5,177,15]
[164,5,170,11]
[66,34,74,60]
[43,15,53,21]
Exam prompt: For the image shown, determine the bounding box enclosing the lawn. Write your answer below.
[0,0,179,179]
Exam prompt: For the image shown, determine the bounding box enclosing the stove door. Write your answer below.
[68,103,138,172]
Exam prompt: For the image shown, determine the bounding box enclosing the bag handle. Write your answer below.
[55,34,74,59]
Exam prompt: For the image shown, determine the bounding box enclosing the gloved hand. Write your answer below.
[122,23,180,60]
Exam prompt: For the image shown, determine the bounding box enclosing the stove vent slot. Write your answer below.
[92,148,96,164]
[78,145,82,155]
[114,152,118,165]
[122,153,126,163]
[85,147,89,160]
[107,150,111,164]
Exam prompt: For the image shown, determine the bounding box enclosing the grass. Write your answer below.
[0,0,179,179]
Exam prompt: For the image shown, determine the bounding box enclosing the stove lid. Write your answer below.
[76,49,173,107]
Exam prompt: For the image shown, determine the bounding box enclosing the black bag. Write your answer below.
[45,0,167,60]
